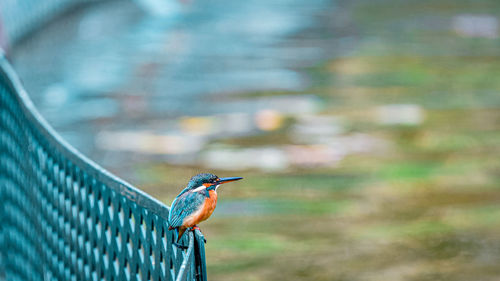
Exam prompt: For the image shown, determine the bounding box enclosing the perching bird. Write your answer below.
[168,173,243,248]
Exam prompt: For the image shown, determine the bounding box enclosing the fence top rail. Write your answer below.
[0,51,171,219]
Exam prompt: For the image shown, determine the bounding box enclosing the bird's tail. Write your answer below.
[177,227,187,243]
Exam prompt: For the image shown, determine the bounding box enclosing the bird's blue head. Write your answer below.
[187,173,243,191]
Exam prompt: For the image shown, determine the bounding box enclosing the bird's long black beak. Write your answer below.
[216,177,243,185]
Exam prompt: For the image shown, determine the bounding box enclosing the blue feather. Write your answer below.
[168,189,205,228]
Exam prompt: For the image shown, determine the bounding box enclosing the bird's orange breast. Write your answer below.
[183,190,218,227]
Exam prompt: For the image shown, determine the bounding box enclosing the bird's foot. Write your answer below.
[173,242,189,250]
[191,226,207,243]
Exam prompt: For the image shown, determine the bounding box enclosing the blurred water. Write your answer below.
[11,0,336,173]
[7,1,500,280]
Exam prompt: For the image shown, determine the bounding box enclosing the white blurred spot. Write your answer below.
[203,147,289,171]
[217,113,255,135]
[291,114,344,144]
[376,104,424,125]
[453,14,498,38]
[96,131,205,155]
[286,145,342,167]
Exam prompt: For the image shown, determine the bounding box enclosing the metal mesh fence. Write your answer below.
[0,54,207,281]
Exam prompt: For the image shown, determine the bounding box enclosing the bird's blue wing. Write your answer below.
[168,190,205,228]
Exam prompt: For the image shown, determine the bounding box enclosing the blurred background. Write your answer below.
[2,0,500,280]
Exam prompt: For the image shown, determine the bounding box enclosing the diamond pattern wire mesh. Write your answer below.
[0,55,207,281]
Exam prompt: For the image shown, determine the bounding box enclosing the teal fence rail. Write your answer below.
[0,54,207,280]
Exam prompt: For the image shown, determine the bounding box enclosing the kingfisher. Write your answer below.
[168,173,243,248]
